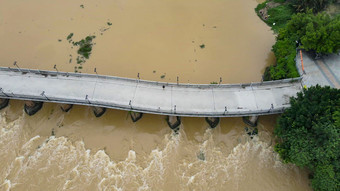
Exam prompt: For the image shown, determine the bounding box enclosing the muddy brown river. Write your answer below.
[0,0,311,190]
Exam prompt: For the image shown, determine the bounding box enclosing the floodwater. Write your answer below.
[0,0,311,190]
[0,0,276,84]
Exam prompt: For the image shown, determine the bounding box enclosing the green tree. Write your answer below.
[300,14,340,54]
[274,85,340,191]
[283,11,339,54]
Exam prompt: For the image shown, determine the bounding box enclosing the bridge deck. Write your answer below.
[0,68,302,117]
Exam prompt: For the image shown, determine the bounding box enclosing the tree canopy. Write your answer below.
[287,11,340,54]
[274,85,340,191]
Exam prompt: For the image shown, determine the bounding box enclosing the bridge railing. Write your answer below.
[0,67,302,89]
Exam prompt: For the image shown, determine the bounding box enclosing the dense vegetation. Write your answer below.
[256,0,340,81]
[265,11,340,80]
[275,86,340,191]
[255,1,295,32]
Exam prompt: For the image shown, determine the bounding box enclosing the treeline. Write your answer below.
[291,0,337,13]
[275,86,340,191]
[256,0,340,81]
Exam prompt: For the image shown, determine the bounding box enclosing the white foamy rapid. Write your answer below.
[0,105,311,191]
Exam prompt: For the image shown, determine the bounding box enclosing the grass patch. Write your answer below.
[267,5,295,32]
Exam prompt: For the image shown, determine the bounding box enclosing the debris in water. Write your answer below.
[244,127,258,139]
[67,34,96,66]
[197,150,205,161]
[67,33,74,41]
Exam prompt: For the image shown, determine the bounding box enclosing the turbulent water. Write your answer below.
[0,102,311,191]
[0,0,312,190]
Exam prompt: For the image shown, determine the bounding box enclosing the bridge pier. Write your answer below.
[130,112,143,122]
[24,101,43,116]
[242,115,259,127]
[166,116,181,132]
[0,98,9,110]
[60,104,73,112]
[92,107,106,117]
[205,117,220,128]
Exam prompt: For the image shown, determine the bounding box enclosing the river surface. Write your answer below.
[0,0,311,190]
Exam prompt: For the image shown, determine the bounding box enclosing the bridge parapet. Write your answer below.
[0,67,302,89]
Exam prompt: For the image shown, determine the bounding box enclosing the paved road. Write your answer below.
[0,67,302,117]
[296,50,340,88]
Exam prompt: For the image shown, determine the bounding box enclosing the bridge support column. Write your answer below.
[130,112,143,122]
[205,117,220,128]
[242,115,258,127]
[60,104,73,112]
[0,98,9,110]
[166,116,181,133]
[24,101,43,116]
[92,107,106,117]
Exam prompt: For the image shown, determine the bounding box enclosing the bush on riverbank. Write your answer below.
[265,38,298,80]
[255,0,298,80]
[274,86,340,191]
[255,1,295,32]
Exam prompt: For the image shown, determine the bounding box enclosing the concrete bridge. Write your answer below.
[0,67,302,129]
